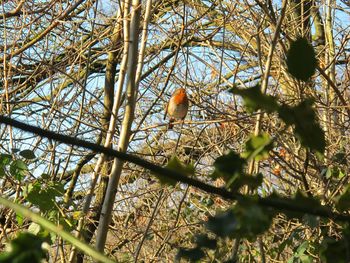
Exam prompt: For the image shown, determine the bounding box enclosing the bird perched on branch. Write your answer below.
[164,88,189,129]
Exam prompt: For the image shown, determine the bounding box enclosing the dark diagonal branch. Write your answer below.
[0,115,349,222]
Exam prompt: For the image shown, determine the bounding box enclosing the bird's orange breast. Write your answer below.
[173,92,188,104]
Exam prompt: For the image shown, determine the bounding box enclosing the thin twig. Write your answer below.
[134,190,164,262]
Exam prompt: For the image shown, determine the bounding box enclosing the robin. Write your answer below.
[164,88,189,129]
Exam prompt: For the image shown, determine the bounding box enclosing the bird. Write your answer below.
[164,88,189,129]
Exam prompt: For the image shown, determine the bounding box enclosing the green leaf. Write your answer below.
[10,160,28,180]
[286,37,317,81]
[28,222,41,235]
[16,213,24,226]
[232,199,274,240]
[319,237,350,263]
[156,157,194,186]
[338,170,346,179]
[206,209,237,238]
[289,241,314,263]
[19,150,36,160]
[0,154,12,165]
[243,173,263,190]
[49,232,57,245]
[11,148,20,153]
[324,166,345,180]
[0,166,5,177]
[242,133,273,161]
[59,217,75,232]
[212,151,262,191]
[24,182,64,212]
[206,199,274,240]
[229,83,324,153]
[177,247,205,262]
[213,151,245,178]
[278,100,325,153]
[229,173,263,192]
[300,255,313,263]
[296,241,309,255]
[49,182,65,196]
[47,210,73,232]
[212,151,250,191]
[335,185,350,212]
[40,173,50,180]
[278,229,302,254]
[195,234,217,249]
[229,85,279,113]
[200,197,214,207]
[291,241,313,263]
[302,214,319,228]
[25,182,52,211]
[0,232,47,263]
[332,152,347,165]
[325,167,333,179]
